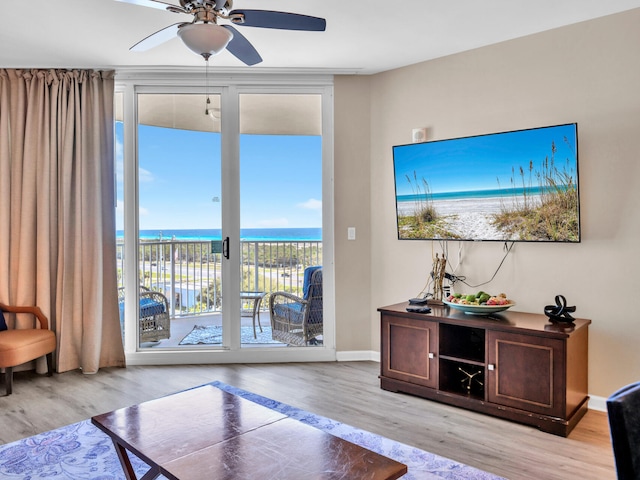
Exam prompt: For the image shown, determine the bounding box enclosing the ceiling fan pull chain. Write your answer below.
[205,57,210,116]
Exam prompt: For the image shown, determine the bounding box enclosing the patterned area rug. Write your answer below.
[179,325,283,345]
[0,381,506,480]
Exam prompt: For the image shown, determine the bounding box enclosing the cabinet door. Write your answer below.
[487,331,565,417]
[381,314,437,388]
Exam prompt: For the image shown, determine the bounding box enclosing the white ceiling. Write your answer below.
[2,0,640,74]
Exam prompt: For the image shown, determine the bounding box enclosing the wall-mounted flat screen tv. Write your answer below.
[392,123,580,242]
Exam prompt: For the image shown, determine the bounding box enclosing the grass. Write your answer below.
[397,215,461,239]
[492,139,579,241]
[397,172,460,239]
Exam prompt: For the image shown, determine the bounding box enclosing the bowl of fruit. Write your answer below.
[443,292,515,315]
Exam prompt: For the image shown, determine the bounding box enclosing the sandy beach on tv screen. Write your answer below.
[397,195,543,240]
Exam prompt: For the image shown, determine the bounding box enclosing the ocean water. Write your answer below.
[116,228,322,241]
[396,185,574,203]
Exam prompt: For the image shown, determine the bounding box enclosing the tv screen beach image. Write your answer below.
[392,123,580,242]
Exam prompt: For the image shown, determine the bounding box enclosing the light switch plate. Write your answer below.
[347,227,356,240]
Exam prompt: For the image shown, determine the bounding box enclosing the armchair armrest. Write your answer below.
[269,292,309,320]
[269,291,307,306]
[0,303,49,330]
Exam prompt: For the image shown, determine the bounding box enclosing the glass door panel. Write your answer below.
[238,93,323,347]
[136,93,223,349]
[115,91,125,341]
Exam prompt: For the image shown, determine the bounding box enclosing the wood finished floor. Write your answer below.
[0,362,615,480]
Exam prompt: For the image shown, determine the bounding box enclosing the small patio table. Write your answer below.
[240,291,268,338]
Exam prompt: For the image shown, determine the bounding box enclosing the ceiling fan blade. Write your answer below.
[222,25,262,66]
[214,0,226,10]
[230,10,326,31]
[131,23,184,52]
[114,0,182,12]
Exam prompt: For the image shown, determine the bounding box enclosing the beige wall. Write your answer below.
[334,8,640,397]
[333,76,373,351]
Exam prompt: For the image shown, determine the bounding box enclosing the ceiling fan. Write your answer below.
[115,0,327,66]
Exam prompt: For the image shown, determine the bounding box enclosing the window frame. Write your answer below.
[115,70,335,365]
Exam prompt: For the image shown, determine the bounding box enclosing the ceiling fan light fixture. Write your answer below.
[177,23,233,59]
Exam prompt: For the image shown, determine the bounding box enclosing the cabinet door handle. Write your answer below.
[488,364,495,371]
[428,353,434,359]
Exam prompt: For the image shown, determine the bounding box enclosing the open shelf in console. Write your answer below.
[439,323,485,363]
[439,358,485,399]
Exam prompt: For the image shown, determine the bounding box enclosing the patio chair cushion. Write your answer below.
[0,310,6,331]
[273,302,305,325]
[139,297,166,317]
[302,266,322,299]
[118,295,167,320]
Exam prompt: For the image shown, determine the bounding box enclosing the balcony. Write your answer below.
[116,239,322,347]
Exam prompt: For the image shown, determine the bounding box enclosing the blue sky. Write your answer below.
[393,124,578,196]
[116,123,322,230]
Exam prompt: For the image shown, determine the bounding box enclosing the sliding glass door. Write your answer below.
[116,76,334,363]
[135,93,224,350]
[238,93,323,348]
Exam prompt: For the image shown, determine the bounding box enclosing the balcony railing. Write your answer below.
[116,239,322,318]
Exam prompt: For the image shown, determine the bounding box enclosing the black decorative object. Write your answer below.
[544,295,576,323]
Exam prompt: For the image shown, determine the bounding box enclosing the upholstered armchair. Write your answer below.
[269,266,323,346]
[0,303,56,395]
[607,381,640,479]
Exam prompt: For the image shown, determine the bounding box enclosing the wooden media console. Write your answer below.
[379,302,590,436]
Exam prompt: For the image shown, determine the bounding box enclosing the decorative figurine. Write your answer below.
[458,367,483,394]
[544,295,576,323]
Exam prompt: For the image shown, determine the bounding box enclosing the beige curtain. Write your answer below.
[0,69,125,373]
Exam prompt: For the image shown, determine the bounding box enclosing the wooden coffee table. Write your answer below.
[91,385,407,480]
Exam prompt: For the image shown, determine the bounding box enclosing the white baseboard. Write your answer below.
[336,351,608,413]
[589,395,607,412]
[336,350,380,362]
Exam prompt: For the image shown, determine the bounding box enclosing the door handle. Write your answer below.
[222,237,229,259]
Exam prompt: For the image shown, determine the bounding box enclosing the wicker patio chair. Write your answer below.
[269,266,323,346]
[118,286,171,343]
